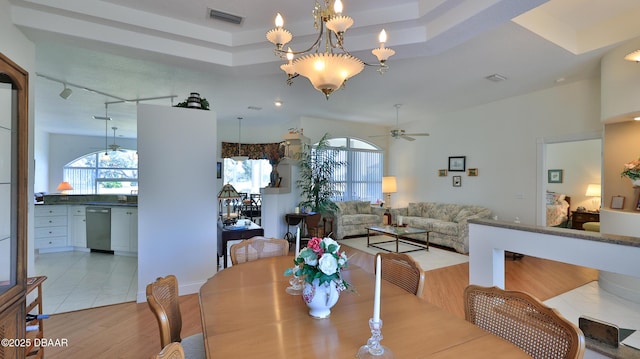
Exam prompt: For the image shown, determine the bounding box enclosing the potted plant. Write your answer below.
[295,133,347,235]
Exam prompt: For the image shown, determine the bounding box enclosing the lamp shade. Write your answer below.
[56,181,73,191]
[217,183,241,200]
[585,184,601,197]
[382,176,397,193]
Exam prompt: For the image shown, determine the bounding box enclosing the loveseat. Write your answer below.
[334,201,383,240]
[334,201,491,254]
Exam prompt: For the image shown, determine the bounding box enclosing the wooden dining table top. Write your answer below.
[198,256,529,358]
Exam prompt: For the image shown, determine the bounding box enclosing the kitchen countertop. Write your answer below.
[38,194,138,207]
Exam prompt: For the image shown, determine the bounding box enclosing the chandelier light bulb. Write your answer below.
[286,47,294,62]
[334,0,343,15]
[378,29,387,46]
[275,13,284,28]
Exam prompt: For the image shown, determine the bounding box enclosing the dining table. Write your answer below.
[198,256,529,358]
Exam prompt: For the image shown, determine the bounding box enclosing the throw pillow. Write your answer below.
[356,201,371,214]
[408,203,421,216]
[454,208,473,223]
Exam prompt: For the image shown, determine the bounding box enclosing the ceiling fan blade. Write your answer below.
[369,134,388,138]
[400,135,416,141]
[403,133,430,137]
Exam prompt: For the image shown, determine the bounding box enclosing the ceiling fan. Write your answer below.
[371,104,430,141]
[108,127,125,152]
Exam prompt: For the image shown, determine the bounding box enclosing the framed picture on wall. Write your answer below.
[448,156,466,172]
[548,169,563,183]
[452,176,462,187]
[216,162,222,179]
[438,169,447,177]
[611,196,625,209]
[468,168,478,176]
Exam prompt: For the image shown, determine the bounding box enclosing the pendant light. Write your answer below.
[92,103,112,161]
[232,117,249,162]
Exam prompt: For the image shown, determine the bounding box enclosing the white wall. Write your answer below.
[390,78,602,224]
[1,0,36,275]
[137,104,217,301]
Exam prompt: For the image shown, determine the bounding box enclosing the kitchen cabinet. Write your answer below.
[34,206,69,252]
[111,207,138,253]
[68,206,87,248]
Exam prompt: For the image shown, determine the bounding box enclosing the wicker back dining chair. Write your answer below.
[153,342,185,359]
[229,236,290,265]
[375,252,425,298]
[146,275,206,359]
[464,285,585,359]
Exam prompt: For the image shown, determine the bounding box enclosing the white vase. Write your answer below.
[632,179,640,188]
[302,278,340,318]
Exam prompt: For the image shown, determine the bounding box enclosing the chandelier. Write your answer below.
[266,0,395,99]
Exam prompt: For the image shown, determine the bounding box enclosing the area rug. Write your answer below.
[338,236,468,272]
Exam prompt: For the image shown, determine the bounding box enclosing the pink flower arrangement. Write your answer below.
[621,157,640,181]
[284,237,350,291]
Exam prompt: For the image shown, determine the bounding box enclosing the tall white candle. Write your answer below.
[373,255,381,322]
[295,226,301,257]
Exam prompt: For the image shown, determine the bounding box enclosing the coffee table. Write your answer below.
[366,225,429,253]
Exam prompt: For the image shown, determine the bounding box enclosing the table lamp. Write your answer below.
[56,181,73,194]
[218,183,241,225]
[382,176,397,225]
[585,183,601,212]
[382,176,397,208]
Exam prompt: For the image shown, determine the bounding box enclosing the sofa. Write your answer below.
[334,201,491,254]
[396,202,492,254]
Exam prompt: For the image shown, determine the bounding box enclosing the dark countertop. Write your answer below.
[36,202,138,207]
[38,194,138,207]
[468,218,640,248]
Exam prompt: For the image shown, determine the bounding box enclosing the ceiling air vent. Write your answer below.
[485,73,507,82]
[208,8,243,25]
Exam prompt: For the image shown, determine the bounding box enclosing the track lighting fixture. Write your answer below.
[59,84,72,99]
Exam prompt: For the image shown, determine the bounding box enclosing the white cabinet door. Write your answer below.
[69,206,87,248]
[111,207,137,253]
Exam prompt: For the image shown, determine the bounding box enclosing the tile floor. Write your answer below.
[545,280,640,352]
[33,251,137,314]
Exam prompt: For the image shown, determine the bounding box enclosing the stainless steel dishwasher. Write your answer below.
[86,207,111,252]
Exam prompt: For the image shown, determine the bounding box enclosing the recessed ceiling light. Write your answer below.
[274,101,283,107]
[485,73,507,82]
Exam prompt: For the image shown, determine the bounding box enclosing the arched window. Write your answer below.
[321,137,383,203]
[63,150,138,194]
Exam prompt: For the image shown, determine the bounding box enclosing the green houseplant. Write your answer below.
[296,133,347,217]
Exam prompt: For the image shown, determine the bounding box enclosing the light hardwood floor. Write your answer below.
[44,248,597,359]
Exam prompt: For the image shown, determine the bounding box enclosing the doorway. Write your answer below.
[538,134,602,226]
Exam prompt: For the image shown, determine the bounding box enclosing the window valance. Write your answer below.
[221,142,285,163]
